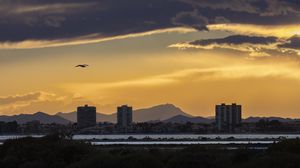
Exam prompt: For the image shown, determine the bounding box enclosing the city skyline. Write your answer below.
[0,102,296,120]
[1,0,300,118]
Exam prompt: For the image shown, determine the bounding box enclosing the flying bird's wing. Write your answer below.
[75,64,89,68]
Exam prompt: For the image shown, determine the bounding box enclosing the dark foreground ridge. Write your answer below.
[0,134,300,168]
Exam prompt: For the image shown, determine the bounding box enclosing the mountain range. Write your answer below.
[0,104,299,124]
[243,117,300,123]
[56,103,191,123]
[0,112,70,124]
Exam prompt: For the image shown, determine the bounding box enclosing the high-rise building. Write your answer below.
[215,103,242,132]
[117,105,133,128]
[77,105,96,128]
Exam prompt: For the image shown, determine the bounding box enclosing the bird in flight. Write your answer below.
[75,64,89,68]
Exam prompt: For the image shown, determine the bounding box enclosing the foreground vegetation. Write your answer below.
[0,135,300,168]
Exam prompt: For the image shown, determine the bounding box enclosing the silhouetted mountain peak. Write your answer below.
[134,103,191,122]
[153,103,176,108]
[34,112,48,116]
[139,103,184,112]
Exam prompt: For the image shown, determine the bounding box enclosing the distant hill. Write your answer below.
[133,104,191,122]
[0,112,71,124]
[56,112,116,123]
[57,103,191,123]
[163,115,213,124]
[243,117,300,123]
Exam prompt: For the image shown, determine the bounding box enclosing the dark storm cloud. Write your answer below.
[190,35,278,46]
[172,10,208,30]
[180,0,300,16]
[0,0,192,42]
[0,0,299,44]
[279,36,300,50]
[170,35,300,58]
[169,35,280,57]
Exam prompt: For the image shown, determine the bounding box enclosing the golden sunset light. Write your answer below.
[1,0,300,119]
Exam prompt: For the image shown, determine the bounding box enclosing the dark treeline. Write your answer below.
[0,121,18,133]
[0,135,300,168]
[2,119,300,135]
[0,121,72,135]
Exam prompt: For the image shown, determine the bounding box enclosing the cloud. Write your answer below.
[0,0,300,48]
[169,35,300,57]
[0,27,196,49]
[44,16,66,28]
[191,35,278,45]
[172,10,208,30]
[208,24,300,38]
[279,35,300,50]
[0,0,189,44]
[0,92,63,114]
[169,35,281,57]
[180,0,300,16]
[0,91,97,115]
[0,92,43,105]
[0,91,64,106]
[179,0,264,14]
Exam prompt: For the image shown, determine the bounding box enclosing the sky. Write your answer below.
[1,0,300,118]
